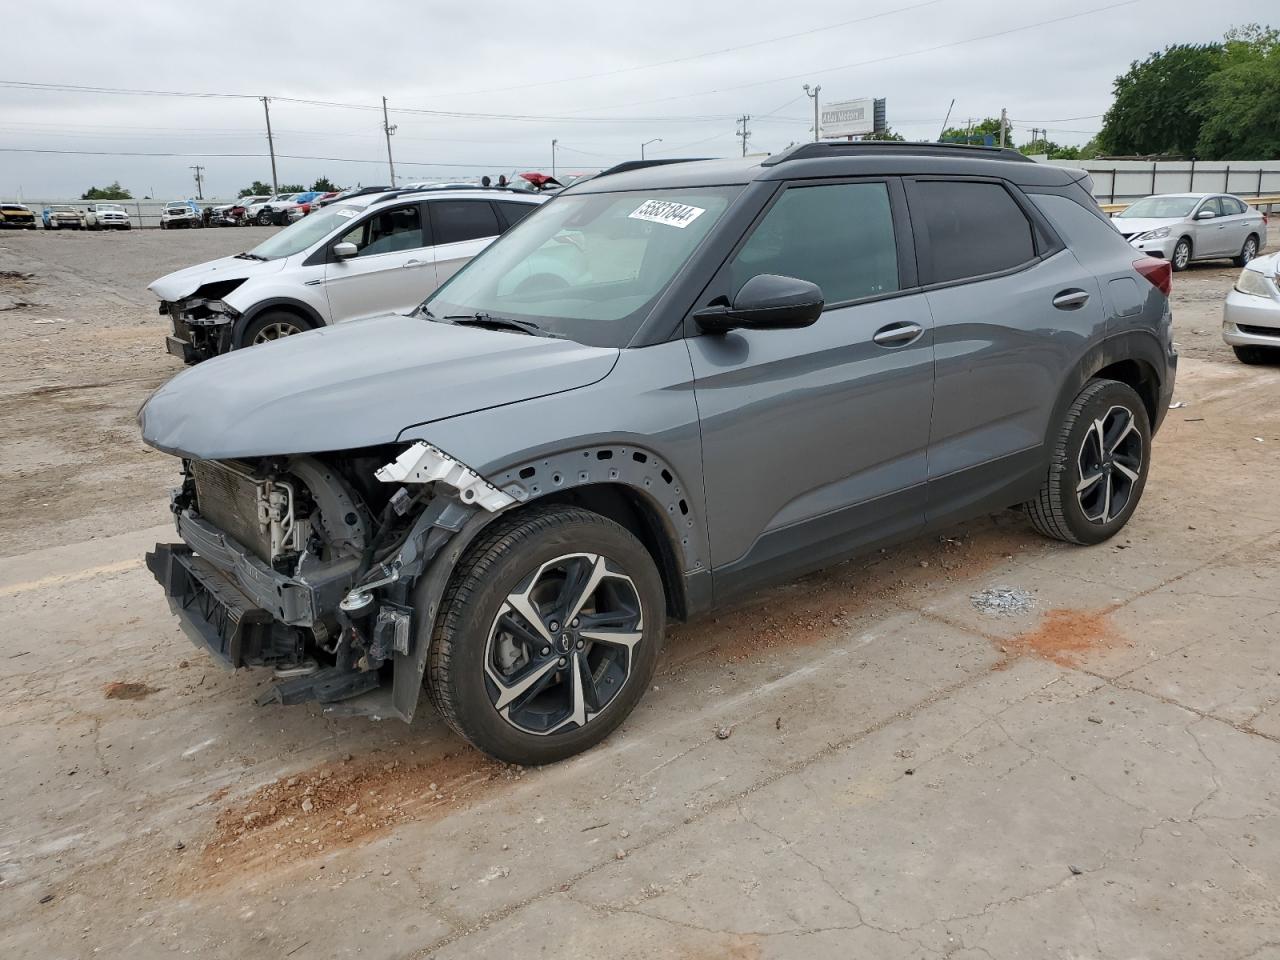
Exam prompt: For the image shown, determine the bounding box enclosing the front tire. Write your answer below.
[1233,345,1280,365]
[1171,237,1192,271]
[239,310,310,347]
[1234,234,1260,267]
[1025,379,1151,545]
[427,506,665,765]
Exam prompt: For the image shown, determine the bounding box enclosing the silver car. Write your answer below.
[1223,251,1280,364]
[1113,192,1266,271]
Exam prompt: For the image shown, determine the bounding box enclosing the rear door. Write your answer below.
[688,177,935,596]
[427,199,505,286]
[323,201,435,322]
[1218,196,1253,255]
[905,177,1106,525]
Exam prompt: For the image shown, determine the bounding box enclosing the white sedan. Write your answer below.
[1223,251,1280,365]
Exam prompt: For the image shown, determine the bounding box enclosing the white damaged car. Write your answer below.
[151,186,547,363]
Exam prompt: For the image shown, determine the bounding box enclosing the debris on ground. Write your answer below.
[715,726,732,740]
[103,680,159,700]
[970,586,1036,616]
[1069,864,1084,875]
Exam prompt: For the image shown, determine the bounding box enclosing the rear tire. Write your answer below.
[426,505,665,765]
[1171,237,1192,271]
[1025,379,1151,545]
[1234,234,1260,267]
[1233,345,1280,365]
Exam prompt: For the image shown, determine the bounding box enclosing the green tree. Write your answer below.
[238,180,274,197]
[310,176,340,192]
[278,183,306,194]
[1097,43,1224,156]
[1194,24,1280,160]
[861,127,905,141]
[939,116,1013,146]
[80,181,132,200]
[1018,139,1084,160]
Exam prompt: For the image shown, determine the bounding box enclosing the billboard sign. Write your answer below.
[820,98,875,138]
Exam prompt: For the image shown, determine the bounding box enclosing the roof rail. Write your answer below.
[374,185,533,203]
[594,158,715,179]
[759,141,1033,167]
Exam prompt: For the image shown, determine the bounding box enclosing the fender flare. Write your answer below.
[389,442,701,722]
[1047,329,1171,445]
[232,298,326,347]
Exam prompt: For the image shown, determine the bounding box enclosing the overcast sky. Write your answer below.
[1,0,1258,200]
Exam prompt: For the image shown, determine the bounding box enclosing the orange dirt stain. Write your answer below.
[103,680,159,700]
[1002,607,1118,667]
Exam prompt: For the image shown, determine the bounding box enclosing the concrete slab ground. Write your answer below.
[1,231,1279,959]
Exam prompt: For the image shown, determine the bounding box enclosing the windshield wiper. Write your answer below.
[443,312,556,337]
[234,251,267,261]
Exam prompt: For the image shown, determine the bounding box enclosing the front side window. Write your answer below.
[426,186,740,348]
[338,204,425,257]
[432,200,502,245]
[248,204,370,260]
[1117,196,1198,219]
[913,180,1036,284]
[729,182,899,305]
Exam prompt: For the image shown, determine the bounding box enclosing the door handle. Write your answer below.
[872,321,923,347]
[1052,289,1090,310]
[403,258,424,268]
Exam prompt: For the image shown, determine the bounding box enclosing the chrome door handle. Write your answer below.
[872,321,923,347]
[1052,289,1090,310]
[403,259,423,268]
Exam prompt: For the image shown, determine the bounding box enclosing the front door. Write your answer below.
[687,178,934,598]
[324,201,435,322]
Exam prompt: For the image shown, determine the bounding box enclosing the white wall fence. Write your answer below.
[18,198,239,230]
[1048,159,1280,205]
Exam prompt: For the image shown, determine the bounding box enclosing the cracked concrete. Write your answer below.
[2,229,1279,960]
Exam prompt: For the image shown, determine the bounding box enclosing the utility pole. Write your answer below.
[736,115,751,157]
[999,107,1008,148]
[551,138,558,178]
[189,165,205,200]
[937,98,955,142]
[382,97,397,187]
[641,138,662,160]
[260,97,279,196]
[803,83,822,142]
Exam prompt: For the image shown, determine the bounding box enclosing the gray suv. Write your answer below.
[141,143,1177,765]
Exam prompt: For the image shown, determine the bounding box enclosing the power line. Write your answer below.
[430,0,947,98]
[560,0,1140,114]
[0,147,554,169]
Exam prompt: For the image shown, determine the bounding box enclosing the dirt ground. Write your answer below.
[2,228,1279,960]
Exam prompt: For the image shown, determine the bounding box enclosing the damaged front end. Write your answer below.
[158,280,244,364]
[147,441,516,721]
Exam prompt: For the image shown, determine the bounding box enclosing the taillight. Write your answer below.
[1133,257,1172,297]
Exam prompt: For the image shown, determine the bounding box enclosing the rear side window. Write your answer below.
[431,200,501,244]
[729,181,899,305]
[912,180,1036,284]
[495,201,537,229]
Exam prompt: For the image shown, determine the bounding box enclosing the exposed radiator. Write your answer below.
[191,460,272,561]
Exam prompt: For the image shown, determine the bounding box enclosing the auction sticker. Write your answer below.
[628,199,706,229]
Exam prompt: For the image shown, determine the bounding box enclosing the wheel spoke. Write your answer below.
[1107,415,1136,455]
[1113,461,1140,483]
[1102,471,1114,523]
[1076,471,1105,493]
[562,554,606,624]
[504,587,555,646]
[491,656,559,711]
[548,652,588,733]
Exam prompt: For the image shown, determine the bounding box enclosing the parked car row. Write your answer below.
[0,202,132,229]
[142,143,1194,766]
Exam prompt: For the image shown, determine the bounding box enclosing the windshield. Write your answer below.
[248,205,362,260]
[51,205,76,212]
[97,204,124,211]
[426,186,740,347]
[166,203,188,210]
[1117,196,1199,219]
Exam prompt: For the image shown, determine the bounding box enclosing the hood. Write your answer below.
[1111,216,1180,236]
[138,313,620,460]
[1244,252,1278,275]
[148,255,287,301]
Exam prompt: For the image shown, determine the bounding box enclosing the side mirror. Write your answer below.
[694,274,824,334]
[332,241,358,259]
[1195,209,1216,220]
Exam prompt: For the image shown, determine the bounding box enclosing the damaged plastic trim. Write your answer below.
[375,441,516,512]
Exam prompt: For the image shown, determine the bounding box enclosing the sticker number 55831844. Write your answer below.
[628,199,706,229]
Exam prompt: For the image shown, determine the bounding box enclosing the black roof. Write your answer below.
[568,142,1084,194]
